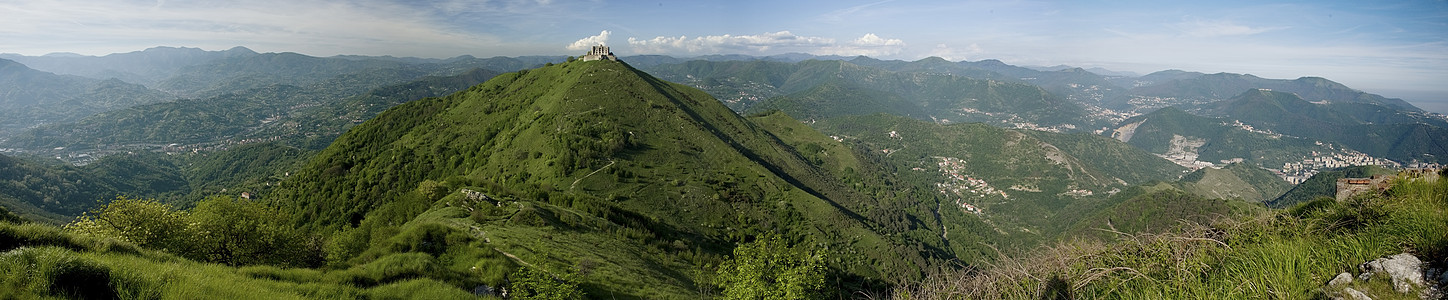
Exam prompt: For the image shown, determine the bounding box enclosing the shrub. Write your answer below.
[715,234,826,300]
[325,226,370,267]
[64,196,191,254]
[65,196,320,268]
[188,196,319,267]
[508,266,584,300]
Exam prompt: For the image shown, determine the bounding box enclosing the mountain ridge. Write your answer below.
[272,59,956,296]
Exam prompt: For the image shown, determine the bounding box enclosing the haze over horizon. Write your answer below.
[3,0,1445,113]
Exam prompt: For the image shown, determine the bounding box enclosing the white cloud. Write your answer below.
[628,31,835,54]
[821,33,907,56]
[855,33,904,46]
[626,31,905,57]
[567,30,611,50]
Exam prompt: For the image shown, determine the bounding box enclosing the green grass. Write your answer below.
[900,172,1448,299]
[262,59,968,297]
[0,218,509,299]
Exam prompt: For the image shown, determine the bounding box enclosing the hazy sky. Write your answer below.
[3,0,1446,109]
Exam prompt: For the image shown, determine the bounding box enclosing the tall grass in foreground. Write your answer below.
[898,174,1447,299]
[0,217,498,299]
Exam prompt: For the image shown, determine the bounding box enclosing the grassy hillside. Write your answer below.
[274,60,958,297]
[1174,163,1292,203]
[902,171,1448,299]
[1056,184,1263,241]
[807,114,1187,253]
[0,217,495,299]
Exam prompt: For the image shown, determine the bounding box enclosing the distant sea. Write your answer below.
[1375,89,1448,115]
[1413,99,1448,115]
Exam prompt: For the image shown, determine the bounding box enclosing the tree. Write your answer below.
[188,195,316,267]
[715,234,827,300]
[64,196,191,254]
[67,195,318,267]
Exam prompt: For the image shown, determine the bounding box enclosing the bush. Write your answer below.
[417,180,449,201]
[325,226,370,267]
[715,234,827,300]
[64,196,191,254]
[508,266,583,300]
[188,196,320,267]
[63,196,319,268]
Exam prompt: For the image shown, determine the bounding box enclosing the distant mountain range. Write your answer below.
[0,46,1443,298]
[4,48,1442,173]
[1122,71,1420,112]
[0,59,175,138]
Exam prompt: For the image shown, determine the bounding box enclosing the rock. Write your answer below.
[1330,272,1355,286]
[1342,287,1373,300]
[1359,253,1427,294]
[471,284,494,296]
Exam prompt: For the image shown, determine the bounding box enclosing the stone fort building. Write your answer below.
[580,45,618,61]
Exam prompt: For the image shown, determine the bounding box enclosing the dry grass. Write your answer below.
[893,175,1448,299]
[892,215,1263,300]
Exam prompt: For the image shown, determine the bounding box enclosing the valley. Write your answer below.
[0,46,1443,299]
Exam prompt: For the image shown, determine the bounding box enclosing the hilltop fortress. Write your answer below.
[580,44,618,61]
[1335,168,1442,201]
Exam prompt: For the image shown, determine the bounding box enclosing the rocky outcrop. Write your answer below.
[1360,253,1428,294]
[1324,253,1445,300]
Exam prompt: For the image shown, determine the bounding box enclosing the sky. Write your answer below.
[2,0,1447,112]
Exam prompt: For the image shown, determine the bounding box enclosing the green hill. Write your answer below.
[1111,106,1339,168]
[1124,72,1420,111]
[644,59,1096,129]
[275,60,958,297]
[0,46,259,86]
[0,59,175,138]
[1212,89,1448,163]
[1056,184,1262,240]
[807,114,1186,249]
[0,153,188,224]
[747,82,928,121]
[844,57,1132,107]
[1174,163,1292,203]
[4,68,500,152]
[1050,163,1286,240]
